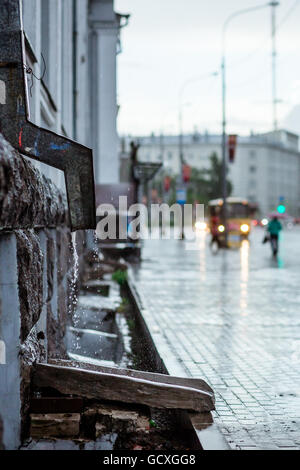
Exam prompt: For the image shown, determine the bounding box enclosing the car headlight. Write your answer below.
[218,224,225,233]
[240,224,249,233]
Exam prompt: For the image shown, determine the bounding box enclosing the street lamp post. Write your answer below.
[178,100,193,239]
[221,2,279,246]
[178,73,218,171]
[178,73,218,238]
[178,105,184,171]
[178,102,187,239]
[271,1,280,130]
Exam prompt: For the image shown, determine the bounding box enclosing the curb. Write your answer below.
[126,267,229,450]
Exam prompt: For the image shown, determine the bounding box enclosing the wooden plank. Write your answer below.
[33,363,214,413]
[30,413,80,439]
[49,358,214,398]
[189,411,213,431]
[30,397,84,414]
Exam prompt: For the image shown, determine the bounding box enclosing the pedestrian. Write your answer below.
[130,140,140,204]
[210,208,221,252]
[267,216,282,257]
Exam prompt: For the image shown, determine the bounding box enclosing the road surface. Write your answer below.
[132,226,300,450]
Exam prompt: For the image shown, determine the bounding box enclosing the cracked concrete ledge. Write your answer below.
[126,266,229,450]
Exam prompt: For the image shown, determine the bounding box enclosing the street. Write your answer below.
[133,226,300,450]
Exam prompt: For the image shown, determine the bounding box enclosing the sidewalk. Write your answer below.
[131,230,300,450]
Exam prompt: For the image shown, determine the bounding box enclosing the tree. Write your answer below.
[186,167,210,205]
[206,152,232,200]
[150,152,232,206]
[186,152,232,204]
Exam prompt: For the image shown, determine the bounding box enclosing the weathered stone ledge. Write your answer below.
[0,133,67,229]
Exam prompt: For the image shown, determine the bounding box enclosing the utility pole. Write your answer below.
[271,2,279,131]
[178,108,185,239]
[221,52,228,247]
[178,109,183,169]
[159,131,164,164]
[221,3,277,247]
[159,131,165,206]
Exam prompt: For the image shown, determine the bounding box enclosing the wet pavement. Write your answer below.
[132,227,300,450]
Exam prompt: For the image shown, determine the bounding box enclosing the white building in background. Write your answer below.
[126,130,300,216]
[22,0,128,189]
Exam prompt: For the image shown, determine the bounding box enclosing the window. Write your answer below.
[227,203,250,218]
[168,152,172,160]
[249,165,256,173]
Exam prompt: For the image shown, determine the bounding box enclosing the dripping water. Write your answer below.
[72,231,79,284]
[70,231,80,350]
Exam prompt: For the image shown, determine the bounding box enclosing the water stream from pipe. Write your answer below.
[72,231,79,284]
[70,231,80,350]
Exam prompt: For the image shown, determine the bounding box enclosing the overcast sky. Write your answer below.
[115,0,300,137]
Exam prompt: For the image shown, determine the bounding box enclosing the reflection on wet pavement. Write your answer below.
[133,227,300,449]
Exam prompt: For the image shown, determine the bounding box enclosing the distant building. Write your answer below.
[123,130,300,216]
[22,0,128,189]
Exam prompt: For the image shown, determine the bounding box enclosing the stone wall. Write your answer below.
[0,133,66,230]
[0,134,78,449]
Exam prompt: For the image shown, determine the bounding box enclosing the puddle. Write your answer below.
[67,352,117,368]
[67,326,122,363]
[77,295,120,311]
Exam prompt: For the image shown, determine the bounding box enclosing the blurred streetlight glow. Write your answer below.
[195,221,207,231]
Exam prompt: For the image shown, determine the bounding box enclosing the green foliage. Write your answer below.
[112,269,128,286]
[153,152,232,207]
[186,152,232,204]
[117,297,130,313]
[206,152,232,201]
[127,318,135,331]
[186,166,210,205]
[149,419,158,428]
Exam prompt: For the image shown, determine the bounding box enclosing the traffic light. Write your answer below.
[228,135,237,163]
[164,176,171,192]
[277,204,286,214]
[182,164,191,183]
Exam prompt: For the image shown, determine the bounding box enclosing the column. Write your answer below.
[89,0,119,184]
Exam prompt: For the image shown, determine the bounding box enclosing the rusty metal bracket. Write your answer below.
[0,0,96,231]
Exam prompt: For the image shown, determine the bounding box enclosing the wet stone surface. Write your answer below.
[16,230,43,341]
[0,133,66,229]
[132,227,300,450]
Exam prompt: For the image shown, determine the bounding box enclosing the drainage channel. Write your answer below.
[67,278,127,368]
[67,269,202,450]
[24,261,205,450]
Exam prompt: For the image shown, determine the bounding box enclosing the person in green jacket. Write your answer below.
[267,216,282,256]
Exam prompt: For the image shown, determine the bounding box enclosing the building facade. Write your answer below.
[22,0,128,189]
[128,130,300,216]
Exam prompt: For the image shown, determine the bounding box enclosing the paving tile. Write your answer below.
[133,232,300,450]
